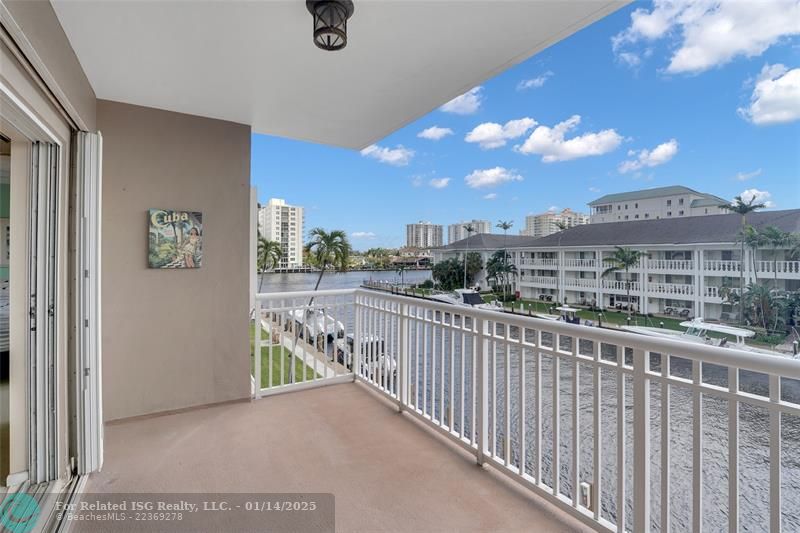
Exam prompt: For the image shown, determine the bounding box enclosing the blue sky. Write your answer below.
[252,1,800,249]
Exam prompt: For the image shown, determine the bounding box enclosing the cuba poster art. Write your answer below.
[148,209,203,268]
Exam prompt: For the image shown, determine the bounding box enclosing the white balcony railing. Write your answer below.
[647,259,693,271]
[563,258,596,269]
[648,282,695,296]
[601,279,640,292]
[563,277,598,289]
[757,260,800,276]
[704,260,742,273]
[519,258,560,268]
[520,276,558,287]
[254,289,800,533]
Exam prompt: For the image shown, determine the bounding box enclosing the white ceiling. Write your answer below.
[53,1,626,149]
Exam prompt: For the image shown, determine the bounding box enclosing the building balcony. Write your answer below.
[563,277,598,289]
[237,289,800,533]
[648,282,695,297]
[519,258,559,269]
[704,259,742,275]
[563,258,597,269]
[601,279,641,292]
[756,260,800,279]
[519,276,558,288]
[647,259,693,272]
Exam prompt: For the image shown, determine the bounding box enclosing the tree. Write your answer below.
[433,253,484,291]
[256,236,282,292]
[305,228,350,305]
[759,226,793,288]
[738,225,765,283]
[496,220,514,300]
[602,246,644,316]
[487,250,516,299]
[462,223,476,289]
[396,265,406,287]
[721,196,765,323]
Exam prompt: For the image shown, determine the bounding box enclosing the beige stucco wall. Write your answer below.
[2,0,97,130]
[98,100,251,421]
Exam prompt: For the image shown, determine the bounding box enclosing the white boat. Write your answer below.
[289,308,345,340]
[335,334,397,377]
[532,306,585,325]
[621,318,789,357]
[428,289,504,311]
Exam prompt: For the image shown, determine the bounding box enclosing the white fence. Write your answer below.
[254,288,800,533]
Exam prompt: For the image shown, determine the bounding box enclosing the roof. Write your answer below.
[52,1,625,149]
[588,185,719,206]
[435,233,538,251]
[691,196,727,208]
[522,209,800,248]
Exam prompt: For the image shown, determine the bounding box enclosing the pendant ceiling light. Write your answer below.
[306,1,355,51]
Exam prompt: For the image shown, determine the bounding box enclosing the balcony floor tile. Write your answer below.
[82,383,587,532]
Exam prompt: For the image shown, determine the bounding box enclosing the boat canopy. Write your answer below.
[555,306,580,313]
[679,318,755,338]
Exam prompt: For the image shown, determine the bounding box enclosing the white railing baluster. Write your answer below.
[535,332,542,487]
[477,317,489,466]
[449,325,455,431]
[633,349,650,533]
[492,326,497,458]
[593,341,602,520]
[661,354,671,533]
[617,348,626,533]
[461,329,466,439]
[769,374,781,533]
[572,343,580,508]
[398,303,408,411]
[728,366,738,533]
[692,359,702,533]
[519,345,526,476]
[423,315,428,417]
[504,326,511,467]
[440,320,445,425]
[254,298,262,399]
[553,347,561,497]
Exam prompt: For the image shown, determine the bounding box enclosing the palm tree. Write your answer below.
[721,196,765,323]
[396,265,406,287]
[256,236,282,292]
[760,226,793,288]
[554,220,569,302]
[305,228,350,305]
[602,246,644,316]
[739,225,765,283]
[496,220,514,299]
[462,223,476,289]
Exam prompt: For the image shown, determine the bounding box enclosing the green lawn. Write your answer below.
[250,323,318,387]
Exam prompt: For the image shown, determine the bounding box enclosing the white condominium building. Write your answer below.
[406,221,443,249]
[589,185,728,224]
[448,219,491,243]
[434,209,800,321]
[521,208,588,237]
[259,198,305,268]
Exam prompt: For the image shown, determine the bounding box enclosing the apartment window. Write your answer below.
[667,199,672,206]
[679,210,684,216]
[625,204,628,209]
[644,213,649,219]
[705,208,708,214]
[624,215,629,220]
[635,203,638,208]
[618,216,621,220]
[617,205,621,210]
[679,198,684,205]
[667,211,672,216]
[635,214,639,219]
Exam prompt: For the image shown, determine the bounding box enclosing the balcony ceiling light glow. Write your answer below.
[306,0,355,51]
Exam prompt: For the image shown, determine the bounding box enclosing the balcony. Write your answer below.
[704,259,742,275]
[601,279,641,292]
[519,275,558,288]
[563,277,598,289]
[757,260,800,279]
[243,289,800,533]
[648,282,695,297]
[563,258,597,269]
[519,258,559,269]
[647,259,693,272]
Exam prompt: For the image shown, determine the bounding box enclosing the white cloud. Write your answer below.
[417,126,454,140]
[738,188,775,208]
[465,118,537,149]
[465,167,523,189]
[589,186,601,193]
[517,71,554,90]
[351,231,376,239]
[617,52,642,68]
[429,177,451,189]
[612,0,800,74]
[618,139,679,173]
[734,168,763,182]
[738,64,800,125]
[483,193,498,200]
[547,205,559,212]
[360,144,414,166]
[440,87,483,115]
[411,175,423,187]
[516,115,622,162]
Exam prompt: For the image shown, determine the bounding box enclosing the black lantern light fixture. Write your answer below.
[306,0,354,51]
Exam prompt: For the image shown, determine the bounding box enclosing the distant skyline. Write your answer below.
[251,1,800,248]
